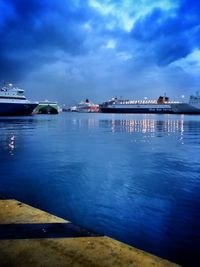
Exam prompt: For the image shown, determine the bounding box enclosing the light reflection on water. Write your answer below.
[104,116,184,134]
[0,113,200,266]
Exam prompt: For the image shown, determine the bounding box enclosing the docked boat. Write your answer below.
[70,99,99,112]
[34,101,59,114]
[170,93,200,114]
[100,93,200,114]
[0,83,38,116]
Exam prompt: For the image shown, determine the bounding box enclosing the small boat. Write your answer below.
[0,83,38,116]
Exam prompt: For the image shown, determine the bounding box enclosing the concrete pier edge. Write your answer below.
[0,199,181,267]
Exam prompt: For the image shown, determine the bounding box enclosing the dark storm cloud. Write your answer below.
[0,0,200,102]
[0,0,90,81]
[131,0,200,66]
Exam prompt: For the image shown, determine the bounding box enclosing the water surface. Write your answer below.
[0,113,200,266]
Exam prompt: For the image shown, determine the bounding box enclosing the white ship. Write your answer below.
[70,99,99,112]
[100,93,200,114]
[0,83,38,116]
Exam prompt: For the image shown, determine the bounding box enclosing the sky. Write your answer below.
[0,0,200,105]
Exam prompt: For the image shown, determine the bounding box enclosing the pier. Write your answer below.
[0,199,180,267]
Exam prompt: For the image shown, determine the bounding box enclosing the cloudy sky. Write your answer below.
[0,0,200,105]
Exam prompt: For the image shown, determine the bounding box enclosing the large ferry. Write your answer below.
[100,93,200,114]
[0,83,38,116]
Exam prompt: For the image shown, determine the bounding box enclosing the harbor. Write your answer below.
[0,113,199,267]
[0,82,200,267]
[1,82,200,116]
[1,0,200,266]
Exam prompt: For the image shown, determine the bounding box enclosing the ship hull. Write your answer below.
[171,103,200,114]
[100,107,174,114]
[0,102,38,116]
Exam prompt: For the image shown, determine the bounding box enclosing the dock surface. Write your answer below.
[0,199,181,267]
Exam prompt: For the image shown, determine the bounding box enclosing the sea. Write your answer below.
[0,112,200,267]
